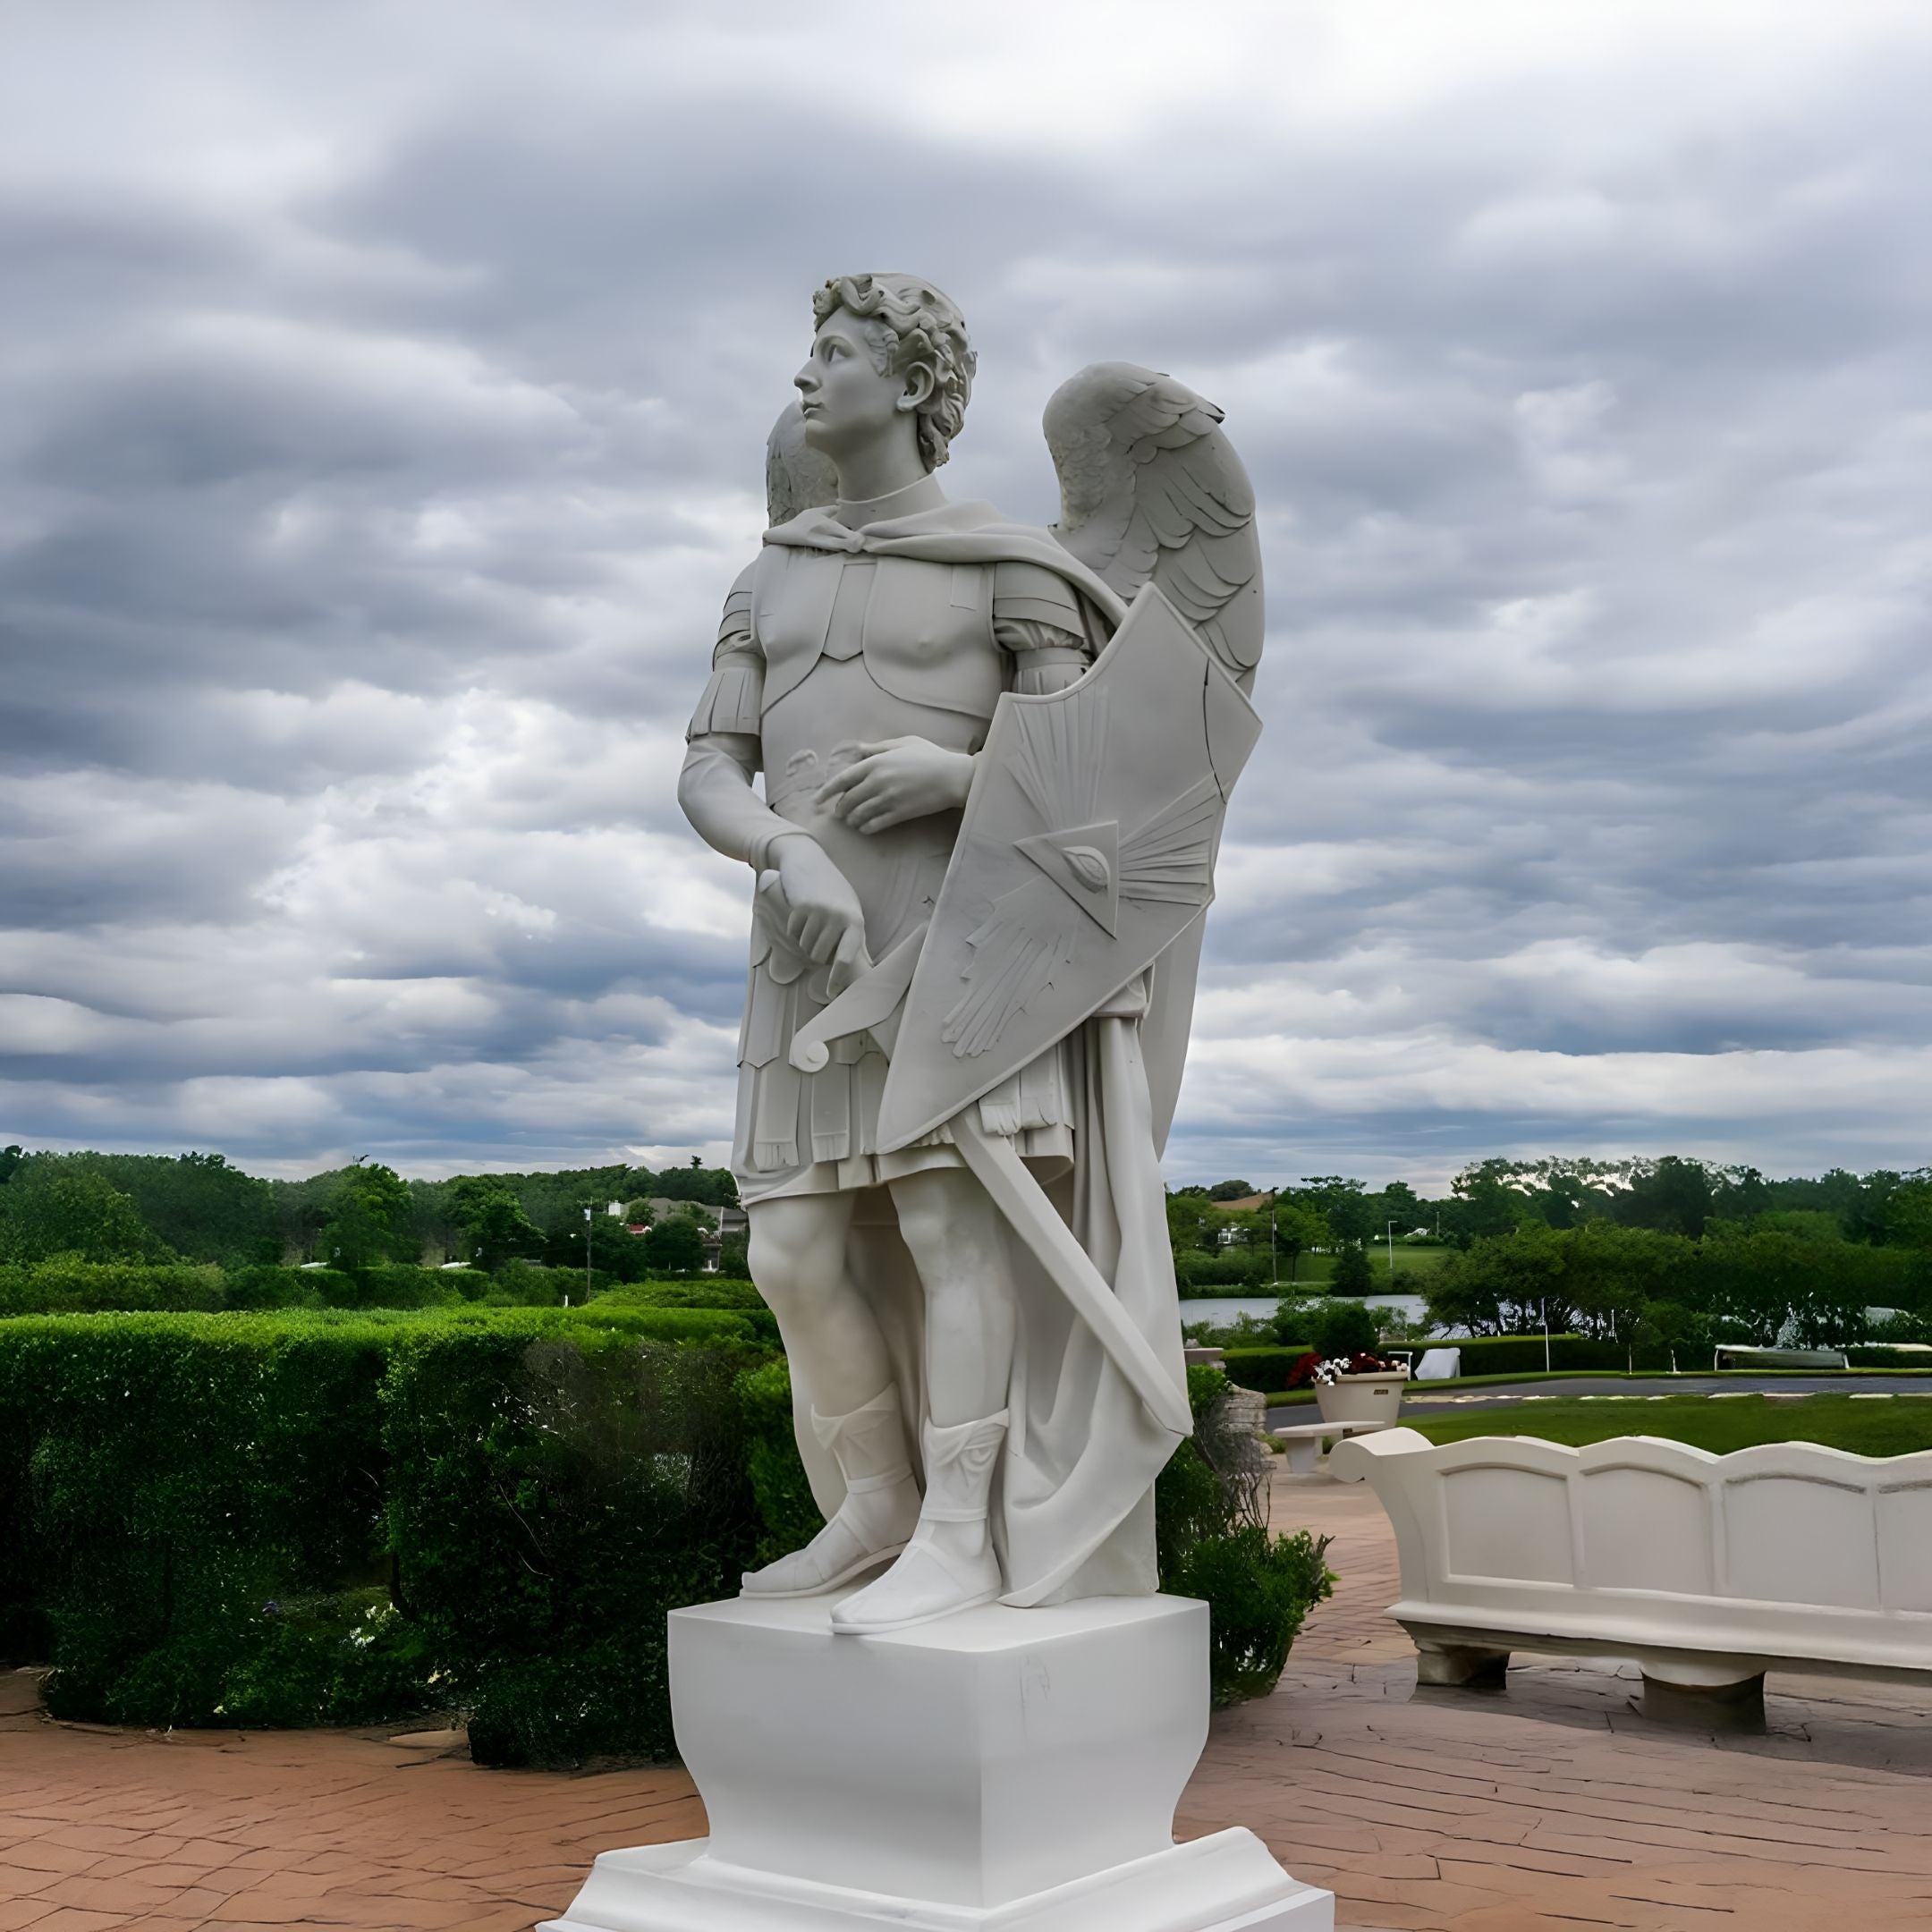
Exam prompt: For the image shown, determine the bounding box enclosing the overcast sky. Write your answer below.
[2,1,1928,1190]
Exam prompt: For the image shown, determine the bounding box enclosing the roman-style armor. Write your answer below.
[680,476,1101,1202]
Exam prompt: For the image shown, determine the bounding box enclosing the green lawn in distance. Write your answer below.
[1275,1245,1453,1289]
[1406,1394,1932,1459]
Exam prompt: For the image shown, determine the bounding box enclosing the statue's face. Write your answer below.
[794,308,922,464]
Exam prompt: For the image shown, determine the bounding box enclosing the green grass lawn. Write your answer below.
[1406,1394,1932,1458]
[1275,1244,1453,1290]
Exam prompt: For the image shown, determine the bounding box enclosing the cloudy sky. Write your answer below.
[3,0,1928,1190]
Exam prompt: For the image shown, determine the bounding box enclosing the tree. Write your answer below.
[1165,1191,1222,1255]
[0,1145,23,1186]
[0,1169,165,1264]
[645,1216,707,1275]
[1269,1201,1330,1284]
[447,1179,545,1272]
[1329,1243,1375,1296]
[317,1162,415,1272]
[1208,1179,1256,1202]
[1423,1224,1569,1335]
[1290,1176,1375,1246]
[717,1233,750,1277]
[1611,1156,1716,1239]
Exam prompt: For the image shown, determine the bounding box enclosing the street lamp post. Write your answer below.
[583,1204,593,1307]
[1385,1218,1398,1286]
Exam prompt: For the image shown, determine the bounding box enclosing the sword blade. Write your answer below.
[951,1109,1191,1436]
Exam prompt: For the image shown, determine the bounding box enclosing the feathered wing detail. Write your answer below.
[766,400,839,527]
[1044,363,1263,687]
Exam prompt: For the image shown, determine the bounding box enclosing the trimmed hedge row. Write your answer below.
[2,1298,1328,1762]
[1218,1346,1313,1393]
[0,1258,750,1318]
[0,1304,766,1753]
[1221,1333,1638,1395]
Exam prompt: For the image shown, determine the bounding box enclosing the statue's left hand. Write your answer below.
[817,737,975,834]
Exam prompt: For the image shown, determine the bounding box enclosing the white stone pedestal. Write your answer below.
[541,1589,1332,1932]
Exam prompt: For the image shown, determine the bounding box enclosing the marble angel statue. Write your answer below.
[678,272,1263,1636]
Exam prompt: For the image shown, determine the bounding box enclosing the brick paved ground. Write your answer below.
[2,1479,1928,1930]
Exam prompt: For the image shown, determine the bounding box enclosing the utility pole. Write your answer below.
[1385,1218,1397,1286]
[583,1203,593,1306]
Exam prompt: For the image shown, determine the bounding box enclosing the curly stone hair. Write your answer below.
[811,272,976,471]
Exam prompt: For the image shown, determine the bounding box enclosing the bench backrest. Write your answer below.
[1330,1428,1932,1671]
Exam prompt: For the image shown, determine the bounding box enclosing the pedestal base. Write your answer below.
[543,1828,1331,1930]
[541,1589,1332,1932]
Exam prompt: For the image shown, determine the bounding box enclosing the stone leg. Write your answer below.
[1413,1641,1511,1688]
[1640,1660,1767,1733]
[1280,1435,1320,1475]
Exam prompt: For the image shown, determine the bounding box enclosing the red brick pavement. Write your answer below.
[2,1481,1928,1929]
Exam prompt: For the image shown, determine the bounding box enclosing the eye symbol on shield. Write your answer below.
[1063,845,1110,892]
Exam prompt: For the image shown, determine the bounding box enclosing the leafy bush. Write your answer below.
[1218,1347,1313,1394]
[0,1313,402,1724]
[1174,1248,1274,1292]
[1449,1334,1627,1377]
[1306,1298,1380,1360]
[1154,1365,1334,1705]
[734,1358,822,1566]
[1327,1244,1376,1295]
[1164,1524,1335,1705]
[383,1317,769,1767]
[0,1258,229,1315]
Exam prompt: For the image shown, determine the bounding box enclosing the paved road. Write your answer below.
[1267,1373,1932,1426]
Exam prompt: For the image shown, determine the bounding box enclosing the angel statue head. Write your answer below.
[796,272,976,479]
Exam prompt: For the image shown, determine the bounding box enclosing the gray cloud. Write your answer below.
[2,1,1929,1186]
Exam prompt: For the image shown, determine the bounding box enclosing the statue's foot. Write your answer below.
[740,1473,920,1599]
[830,1521,1001,1634]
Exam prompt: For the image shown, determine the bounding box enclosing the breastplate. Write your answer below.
[755,546,1003,721]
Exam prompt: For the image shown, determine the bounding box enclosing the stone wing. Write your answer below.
[1044,363,1263,689]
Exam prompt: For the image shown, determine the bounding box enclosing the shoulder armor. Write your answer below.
[992,559,1085,632]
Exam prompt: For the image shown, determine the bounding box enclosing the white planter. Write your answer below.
[1314,1375,1405,1426]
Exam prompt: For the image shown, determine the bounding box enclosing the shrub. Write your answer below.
[0,1258,229,1315]
[1155,1364,1334,1705]
[1306,1299,1380,1360]
[382,1317,770,1767]
[0,1313,405,1724]
[1218,1347,1312,1394]
[1174,1248,1273,1292]
[1327,1244,1375,1296]
[1164,1523,1335,1705]
[1448,1334,1627,1377]
[734,1358,823,1567]
[597,1277,778,1344]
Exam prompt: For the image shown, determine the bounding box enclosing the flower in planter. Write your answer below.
[1309,1351,1411,1387]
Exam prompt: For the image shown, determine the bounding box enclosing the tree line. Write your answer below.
[0,1146,745,1284]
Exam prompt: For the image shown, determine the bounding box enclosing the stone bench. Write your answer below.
[1330,1427,1932,1727]
[1269,1417,1391,1475]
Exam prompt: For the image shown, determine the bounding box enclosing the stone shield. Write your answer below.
[874,585,1260,1155]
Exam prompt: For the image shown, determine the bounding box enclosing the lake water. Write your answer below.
[1182,1292,1431,1327]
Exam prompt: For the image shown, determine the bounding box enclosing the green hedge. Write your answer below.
[0,1306,766,1748]
[1218,1346,1312,1393]
[382,1314,769,1767]
[1447,1335,1629,1377]
[1,1302,1328,1759]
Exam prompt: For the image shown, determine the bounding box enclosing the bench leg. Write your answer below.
[1414,1641,1510,1688]
[1281,1436,1320,1475]
[1640,1668,1766,1733]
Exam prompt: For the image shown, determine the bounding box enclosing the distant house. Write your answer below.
[607,1197,748,1270]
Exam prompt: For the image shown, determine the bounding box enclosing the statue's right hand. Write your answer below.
[772,835,867,970]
